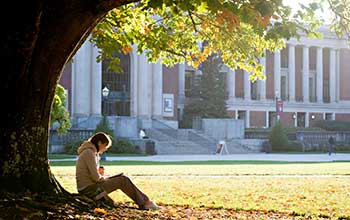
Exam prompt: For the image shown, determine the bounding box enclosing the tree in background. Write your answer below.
[269,121,289,151]
[50,84,71,133]
[199,54,228,118]
[319,0,350,40]
[181,54,228,128]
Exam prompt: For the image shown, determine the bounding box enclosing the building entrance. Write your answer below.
[102,53,131,116]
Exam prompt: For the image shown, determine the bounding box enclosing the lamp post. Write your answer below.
[102,86,110,115]
[275,90,280,122]
[122,84,126,115]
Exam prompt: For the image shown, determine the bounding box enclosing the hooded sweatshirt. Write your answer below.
[76,141,104,191]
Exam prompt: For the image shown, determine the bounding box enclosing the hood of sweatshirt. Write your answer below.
[77,141,97,155]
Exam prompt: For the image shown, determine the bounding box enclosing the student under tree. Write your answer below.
[75,132,161,210]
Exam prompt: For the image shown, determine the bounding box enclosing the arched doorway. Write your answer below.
[102,53,131,116]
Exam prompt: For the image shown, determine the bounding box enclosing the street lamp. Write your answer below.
[102,86,110,115]
[121,84,126,115]
[275,90,280,122]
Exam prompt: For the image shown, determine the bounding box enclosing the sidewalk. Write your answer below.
[50,153,350,162]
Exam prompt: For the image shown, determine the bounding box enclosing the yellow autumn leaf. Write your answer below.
[121,46,133,54]
[94,207,107,215]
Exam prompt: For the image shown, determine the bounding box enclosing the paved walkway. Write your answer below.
[50,153,350,162]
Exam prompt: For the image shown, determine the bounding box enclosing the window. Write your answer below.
[164,98,173,112]
[185,70,195,97]
[102,52,131,116]
[281,47,288,68]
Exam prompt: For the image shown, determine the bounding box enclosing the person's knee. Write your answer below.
[120,175,131,182]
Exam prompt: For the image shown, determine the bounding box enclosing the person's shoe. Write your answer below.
[95,191,108,201]
[144,201,162,210]
[104,195,116,207]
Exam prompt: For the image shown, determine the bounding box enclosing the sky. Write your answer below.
[283,0,333,24]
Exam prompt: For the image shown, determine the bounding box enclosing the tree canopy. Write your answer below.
[91,0,323,82]
[319,0,350,40]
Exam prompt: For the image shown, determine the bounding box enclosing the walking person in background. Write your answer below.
[328,135,336,156]
[139,129,149,139]
[75,132,161,210]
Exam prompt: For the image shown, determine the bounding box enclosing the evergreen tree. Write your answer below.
[199,54,228,118]
[269,121,289,151]
[181,54,228,128]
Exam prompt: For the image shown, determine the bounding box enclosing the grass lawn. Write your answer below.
[51,162,350,219]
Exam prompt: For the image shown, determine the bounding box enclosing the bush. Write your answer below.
[65,139,84,154]
[94,115,115,140]
[269,122,289,151]
[334,144,350,152]
[312,120,350,131]
[108,139,140,154]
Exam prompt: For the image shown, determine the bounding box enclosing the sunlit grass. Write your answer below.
[52,163,350,218]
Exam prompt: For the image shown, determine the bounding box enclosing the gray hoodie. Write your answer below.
[75,141,104,191]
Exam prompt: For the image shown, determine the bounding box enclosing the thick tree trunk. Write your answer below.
[0,0,134,193]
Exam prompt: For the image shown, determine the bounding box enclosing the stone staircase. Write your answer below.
[145,121,264,154]
[145,128,215,154]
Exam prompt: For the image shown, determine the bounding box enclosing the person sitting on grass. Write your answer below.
[75,132,161,210]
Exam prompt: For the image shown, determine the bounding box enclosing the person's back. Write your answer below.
[76,141,102,192]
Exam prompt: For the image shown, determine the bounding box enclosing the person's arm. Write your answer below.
[83,149,104,182]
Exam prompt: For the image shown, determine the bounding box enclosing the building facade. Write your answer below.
[60,26,350,130]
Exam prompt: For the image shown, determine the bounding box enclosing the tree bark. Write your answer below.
[0,0,135,193]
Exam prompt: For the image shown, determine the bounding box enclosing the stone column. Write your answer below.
[259,55,266,100]
[305,112,310,128]
[245,110,250,128]
[288,44,295,102]
[316,47,323,103]
[90,44,102,115]
[71,61,76,116]
[244,71,251,100]
[331,112,335,120]
[302,46,309,103]
[329,48,336,103]
[265,111,269,128]
[227,68,236,100]
[336,49,340,102]
[137,53,150,118]
[178,63,186,105]
[130,45,138,116]
[274,50,281,99]
[152,60,163,118]
[73,40,91,116]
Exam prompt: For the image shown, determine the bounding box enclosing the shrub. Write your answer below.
[108,139,140,154]
[312,120,350,131]
[65,139,84,155]
[269,122,289,151]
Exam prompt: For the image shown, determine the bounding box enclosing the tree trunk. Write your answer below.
[0,0,134,193]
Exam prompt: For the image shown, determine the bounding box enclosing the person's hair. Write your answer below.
[88,132,112,151]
